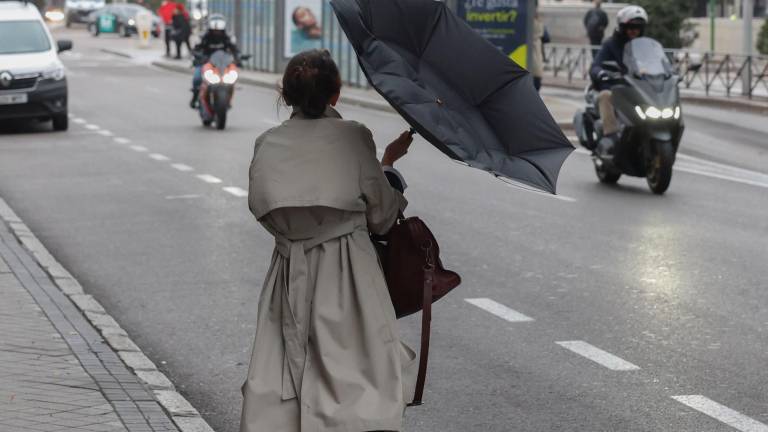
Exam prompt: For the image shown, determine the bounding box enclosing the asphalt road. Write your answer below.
[2,28,768,432]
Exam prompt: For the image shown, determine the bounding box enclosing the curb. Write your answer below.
[543,80,768,116]
[100,47,133,59]
[0,197,215,432]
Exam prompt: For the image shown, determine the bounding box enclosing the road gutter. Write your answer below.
[0,196,215,432]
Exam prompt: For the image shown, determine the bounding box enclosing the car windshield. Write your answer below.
[623,37,672,77]
[0,20,51,55]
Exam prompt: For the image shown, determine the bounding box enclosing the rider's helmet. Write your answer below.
[617,5,648,37]
[207,14,227,35]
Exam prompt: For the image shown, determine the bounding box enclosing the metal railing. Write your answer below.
[207,0,277,73]
[544,43,768,99]
[320,2,368,88]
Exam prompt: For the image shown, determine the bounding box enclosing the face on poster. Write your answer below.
[284,0,323,58]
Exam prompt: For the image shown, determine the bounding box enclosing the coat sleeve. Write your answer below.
[357,126,407,235]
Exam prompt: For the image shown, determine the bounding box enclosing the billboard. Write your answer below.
[284,0,323,58]
[456,0,530,68]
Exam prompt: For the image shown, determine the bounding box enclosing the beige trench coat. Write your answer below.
[242,108,417,432]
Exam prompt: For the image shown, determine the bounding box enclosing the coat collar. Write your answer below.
[290,106,342,120]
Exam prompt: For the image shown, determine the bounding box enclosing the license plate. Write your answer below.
[0,93,28,105]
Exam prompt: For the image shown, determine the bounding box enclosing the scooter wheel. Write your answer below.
[202,119,213,127]
[646,141,674,195]
[594,160,621,184]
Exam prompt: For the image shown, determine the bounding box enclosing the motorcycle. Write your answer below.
[573,37,684,195]
[194,50,250,130]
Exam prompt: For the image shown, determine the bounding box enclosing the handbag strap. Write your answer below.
[408,223,434,406]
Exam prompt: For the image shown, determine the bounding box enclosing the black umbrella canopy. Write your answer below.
[330,0,574,194]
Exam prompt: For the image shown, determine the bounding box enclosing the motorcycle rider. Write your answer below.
[190,14,240,108]
[589,5,648,157]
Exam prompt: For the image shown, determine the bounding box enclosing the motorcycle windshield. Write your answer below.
[210,50,234,71]
[624,37,672,78]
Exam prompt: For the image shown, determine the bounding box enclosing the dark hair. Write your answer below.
[280,50,341,118]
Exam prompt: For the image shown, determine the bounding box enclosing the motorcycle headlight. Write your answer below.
[203,69,221,84]
[674,106,681,120]
[661,108,674,119]
[634,106,647,120]
[222,70,238,84]
[128,18,135,26]
[42,66,66,81]
[645,106,662,119]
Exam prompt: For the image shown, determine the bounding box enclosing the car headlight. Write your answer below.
[222,70,238,84]
[203,69,221,84]
[42,67,66,81]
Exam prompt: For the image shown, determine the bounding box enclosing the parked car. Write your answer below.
[0,0,73,131]
[64,0,105,27]
[87,4,161,38]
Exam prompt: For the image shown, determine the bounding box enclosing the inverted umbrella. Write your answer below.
[330,0,573,194]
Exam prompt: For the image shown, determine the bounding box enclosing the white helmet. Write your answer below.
[208,14,227,31]
[617,5,648,25]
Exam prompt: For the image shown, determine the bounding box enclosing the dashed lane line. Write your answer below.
[556,341,640,371]
[196,174,222,184]
[114,137,131,144]
[465,298,534,322]
[85,124,100,130]
[129,145,148,152]
[222,187,248,197]
[149,153,170,161]
[97,130,113,137]
[672,395,768,432]
[73,118,86,124]
[171,163,194,172]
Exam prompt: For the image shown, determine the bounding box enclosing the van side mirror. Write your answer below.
[57,40,73,53]
[601,60,620,72]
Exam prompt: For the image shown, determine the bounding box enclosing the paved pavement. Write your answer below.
[2,27,768,432]
[0,202,178,432]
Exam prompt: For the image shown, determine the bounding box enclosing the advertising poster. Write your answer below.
[284,0,323,58]
[457,0,529,68]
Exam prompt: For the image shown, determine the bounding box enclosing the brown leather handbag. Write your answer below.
[373,215,461,406]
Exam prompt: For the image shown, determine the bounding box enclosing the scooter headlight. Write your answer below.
[645,106,662,119]
[203,69,221,84]
[674,106,681,120]
[634,106,647,120]
[222,70,238,84]
[661,108,674,119]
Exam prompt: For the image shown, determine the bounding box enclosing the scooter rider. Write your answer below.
[589,5,648,157]
[190,14,240,108]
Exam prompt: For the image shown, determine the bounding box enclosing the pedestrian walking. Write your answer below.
[584,0,609,58]
[171,5,192,59]
[242,49,417,432]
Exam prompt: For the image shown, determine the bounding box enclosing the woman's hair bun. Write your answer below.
[280,50,341,118]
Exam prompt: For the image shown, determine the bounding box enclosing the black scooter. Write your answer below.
[573,37,684,195]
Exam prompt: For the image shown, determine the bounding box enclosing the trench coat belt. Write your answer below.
[271,219,368,401]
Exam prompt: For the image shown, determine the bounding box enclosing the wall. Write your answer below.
[539,2,627,45]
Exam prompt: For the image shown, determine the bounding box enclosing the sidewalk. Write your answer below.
[0,198,208,432]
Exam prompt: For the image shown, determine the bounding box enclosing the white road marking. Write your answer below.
[568,138,768,189]
[130,145,148,152]
[171,163,194,172]
[165,194,201,200]
[465,298,534,322]
[556,341,640,371]
[67,113,73,118]
[672,395,768,432]
[149,153,170,161]
[85,124,100,130]
[73,118,86,124]
[114,137,131,144]
[222,186,248,197]
[196,174,222,184]
[499,178,577,203]
[261,118,281,126]
[97,130,113,137]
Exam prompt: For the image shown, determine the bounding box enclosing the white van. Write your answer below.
[0,0,73,131]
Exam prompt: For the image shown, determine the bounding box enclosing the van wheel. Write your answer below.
[52,114,68,131]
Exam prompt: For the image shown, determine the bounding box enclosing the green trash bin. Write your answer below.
[98,13,117,33]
